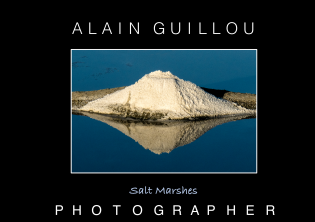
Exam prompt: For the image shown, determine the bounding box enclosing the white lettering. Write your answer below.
[73,205,81,215]
[130,22,139,34]
[55,205,63,215]
[173,205,181,215]
[266,205,275,215]
[113,205,121,215]
[133,205,142,216]
[92,205,101,216]
[227,205,235,215]
[191,205,199,215]
[102,22,112,34]
[154,22,164,34]
[244,22,254,35]
[207,205,215,215]
[226,22,238,35]
[213,22,221,34]
[246,205,254,215]
[171,22,181,35]
[89,22,96,34]
[199,22,207,34]
[72,22,82,34]
[154,205,163,215]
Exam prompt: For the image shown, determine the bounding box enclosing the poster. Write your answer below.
[53,21,280,218]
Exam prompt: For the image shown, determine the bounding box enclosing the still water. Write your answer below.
[71,50,256,173]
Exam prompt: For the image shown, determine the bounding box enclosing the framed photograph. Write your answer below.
[71,49,257,174]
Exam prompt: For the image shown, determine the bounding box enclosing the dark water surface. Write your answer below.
[71,50,256,173]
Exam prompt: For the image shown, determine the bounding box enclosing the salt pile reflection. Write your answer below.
[73,111,255,154]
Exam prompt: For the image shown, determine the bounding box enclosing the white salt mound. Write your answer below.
[79,70,255,120]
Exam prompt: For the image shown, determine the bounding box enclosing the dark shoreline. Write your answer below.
[72,110,256,122]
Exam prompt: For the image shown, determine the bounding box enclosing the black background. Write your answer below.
[49,21,285,219]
